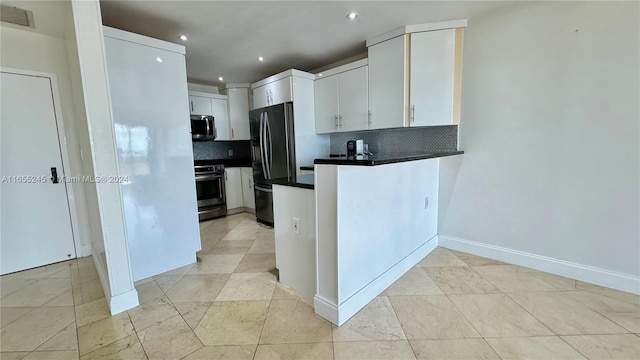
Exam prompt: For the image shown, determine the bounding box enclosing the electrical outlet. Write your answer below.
[424,196,429,210]
[292,218,300,234]
[228,149,234,157]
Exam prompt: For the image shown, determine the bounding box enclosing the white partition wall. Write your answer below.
[314,159,440,325]
[103,27,201,281]
[70,0,138,313]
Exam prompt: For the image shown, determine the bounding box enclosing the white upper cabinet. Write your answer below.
[221,86,251,140]
[211,97,230,140]
[368,35,408,130]
[314,60,369,134]
[252,84,269,110]
[314,75,340,133]
[188,92,230,140]
[409,29,459,126]
[252,77,293,109]
[339,66,369,132]
[269,77,293,106]
[189,95,212,115]
[366,20,465,129]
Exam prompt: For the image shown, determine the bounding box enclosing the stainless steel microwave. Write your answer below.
[191,115,216,141]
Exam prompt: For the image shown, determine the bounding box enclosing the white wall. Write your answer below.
[440,2,639,284]
[0,24,92,255]
[71,0,138,313]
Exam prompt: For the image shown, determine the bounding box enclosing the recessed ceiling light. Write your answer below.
[257,56,264,62]
[156,57,163,63]
[347,12,358,20]
[180,35,188,41]
[318,73,323,77]
[218,77,224,81]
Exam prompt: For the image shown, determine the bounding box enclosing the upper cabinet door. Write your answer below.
[269,77,292,106]
[252,84,269,110]
[410,29,457,126]
[339,66,369,132]
[314,75,340,134]
[226,88,250,140]
[189,95,212,115]
[368,35,407,130]
[211,98,230,140]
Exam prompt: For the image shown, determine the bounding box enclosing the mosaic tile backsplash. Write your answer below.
[192,140,251,160]
[330,126,458,155]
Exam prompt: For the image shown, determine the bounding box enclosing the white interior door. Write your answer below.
[1,71,76,275]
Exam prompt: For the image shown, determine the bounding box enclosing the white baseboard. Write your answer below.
[80,243,92,257]
[109,288,139,315]
[438,235,640,295]
[313,295,339,325]
[315,235,438,326]
[91,245,141,315]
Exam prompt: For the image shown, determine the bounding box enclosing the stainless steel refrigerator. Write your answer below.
[249,102,296,224]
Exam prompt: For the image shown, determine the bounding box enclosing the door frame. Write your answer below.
[1,66,82,260]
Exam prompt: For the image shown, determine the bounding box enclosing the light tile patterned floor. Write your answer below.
[1,212,639,359]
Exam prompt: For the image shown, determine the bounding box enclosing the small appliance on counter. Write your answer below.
[346,139,364,156]
[191,115,216,141]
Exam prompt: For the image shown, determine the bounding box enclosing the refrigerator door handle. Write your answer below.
[259,112,268,180]
[255,185,272,193]
[265,112,273,180]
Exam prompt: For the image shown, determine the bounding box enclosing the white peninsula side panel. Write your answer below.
[273,184,317,299]
[315,159,440,325]
[104,27,201,281]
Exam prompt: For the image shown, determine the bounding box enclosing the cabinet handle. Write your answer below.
[231,128,234,139]
[368,111,372,128]
[339,114,343,129]
[225,170,227,181]
[190,101,194,112]
[411,105,415,123]
[334,115,339,128]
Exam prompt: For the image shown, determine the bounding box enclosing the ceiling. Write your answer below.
[100,1,510,86]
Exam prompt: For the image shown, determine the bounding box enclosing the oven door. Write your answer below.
[195,173,225,207]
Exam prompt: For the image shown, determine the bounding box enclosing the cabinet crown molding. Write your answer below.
[188,90,227,100]
[221,83,251,90]
[366,19,467,47]
[314,59,368,79]
[251,69,315,89]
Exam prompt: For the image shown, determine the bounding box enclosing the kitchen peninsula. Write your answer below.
[272,152,463,325]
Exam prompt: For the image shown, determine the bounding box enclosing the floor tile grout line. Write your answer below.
[0,306,38,329]
[558,335,595,360]
[505,290,634,335]
[562,290,639,333]
[500,291,559,336]
[252,288,275,360]
[126,310,152,360]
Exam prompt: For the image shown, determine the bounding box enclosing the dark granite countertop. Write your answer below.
[313,151,464,166]
[300,165,314,171]
[194,158,252,167]
[272,174,315,190]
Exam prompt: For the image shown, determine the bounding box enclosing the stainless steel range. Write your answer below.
[194,164,226,221]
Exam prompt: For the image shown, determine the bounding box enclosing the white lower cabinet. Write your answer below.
[241,167,255,210]
[224,168,243,210]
